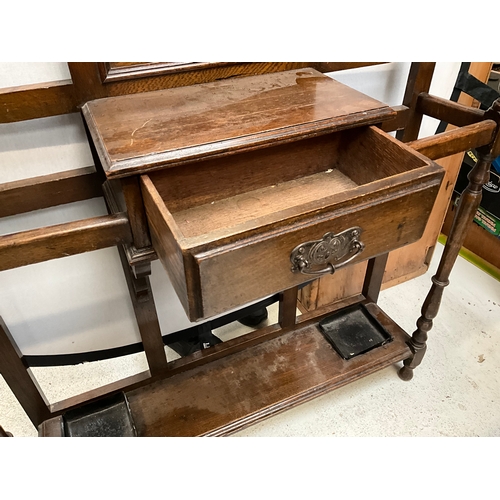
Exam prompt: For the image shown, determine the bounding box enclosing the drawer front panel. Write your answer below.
[194,182,440,319]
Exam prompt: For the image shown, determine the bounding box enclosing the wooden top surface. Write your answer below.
[83,68,394,178]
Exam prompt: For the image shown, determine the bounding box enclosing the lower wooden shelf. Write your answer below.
[39,302,412,437]
[126,302,410,437]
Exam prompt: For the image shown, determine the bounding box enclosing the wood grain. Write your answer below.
[334,125,429,184]
[174,169,358,239]
[0,213,132,271]
[149,126,437,243]
[49,370,152,415]
[100,62,247,83]
[82,68,394,178]
[0,80,76,123]
[298,261,368,310]
[0,317,51,427]
[396,62,436,142]
[400,136,499,380]
[145,167,442,320]
[379,105,410,133]
[120,176,152,249]
[125,302,411,437]
[0,167,102,217]
[416,92,485,127]
[101,179,156,268]
[118,246,168,375]
[279,286,299,328]
[439,63,499,268]
[50,295,364,418]
[0,63,386,125]
[408,120,496,160]
[67,62,107,105]
[101,62,385,96]
[195,179,441,320]
[148,132,344,212]
[100,62,384,84]
[385,62,495,285]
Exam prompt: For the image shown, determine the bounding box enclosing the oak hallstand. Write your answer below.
[1,62,498,437]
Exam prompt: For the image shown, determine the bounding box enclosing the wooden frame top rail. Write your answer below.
[99,62,385,83]
[0,62,387,124]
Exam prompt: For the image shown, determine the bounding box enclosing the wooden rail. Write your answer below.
[0,213,132,271]
[408,120,497,160]
[0,167,102,217]
[0,80,76,123]
[416,92,485,126]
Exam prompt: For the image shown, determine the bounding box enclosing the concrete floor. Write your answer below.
[1,243,499,437]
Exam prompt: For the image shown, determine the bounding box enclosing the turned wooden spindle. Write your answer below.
[399,99,500,381]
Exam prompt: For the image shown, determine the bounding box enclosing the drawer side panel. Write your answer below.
[141,175,194,317]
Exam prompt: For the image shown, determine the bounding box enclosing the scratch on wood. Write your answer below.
[130,119,152,146]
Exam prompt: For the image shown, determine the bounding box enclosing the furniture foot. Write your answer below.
[398,365,413,381]
[399,340,428,381]
[398,275,446,380]
[0,425,13,437]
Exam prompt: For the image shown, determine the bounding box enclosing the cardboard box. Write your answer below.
[472,206,500,237]
[455,149,500,220]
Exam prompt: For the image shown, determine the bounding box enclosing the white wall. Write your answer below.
[0,62,461,356]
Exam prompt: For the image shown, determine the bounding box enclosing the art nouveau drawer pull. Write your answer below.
[290,227,365,276]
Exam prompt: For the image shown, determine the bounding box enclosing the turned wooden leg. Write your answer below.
[399,276,447,380]
[400,102,500,380]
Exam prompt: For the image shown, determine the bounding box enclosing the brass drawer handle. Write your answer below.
[290,227,364,276]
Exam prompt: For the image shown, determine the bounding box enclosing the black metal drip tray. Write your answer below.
[63,392,137,437]
[319,303,393,360]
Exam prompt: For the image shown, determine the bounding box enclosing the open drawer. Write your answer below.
[141,125,444,321]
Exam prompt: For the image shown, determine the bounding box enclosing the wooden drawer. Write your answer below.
[142,125,443,321]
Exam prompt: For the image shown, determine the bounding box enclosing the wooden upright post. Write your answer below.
[0,317,51,427]
[399,99,500,380]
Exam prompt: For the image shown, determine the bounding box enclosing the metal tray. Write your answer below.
[63,392,137,437]
[319,303,393,360]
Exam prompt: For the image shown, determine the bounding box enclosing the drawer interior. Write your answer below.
[146,126,429,243]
